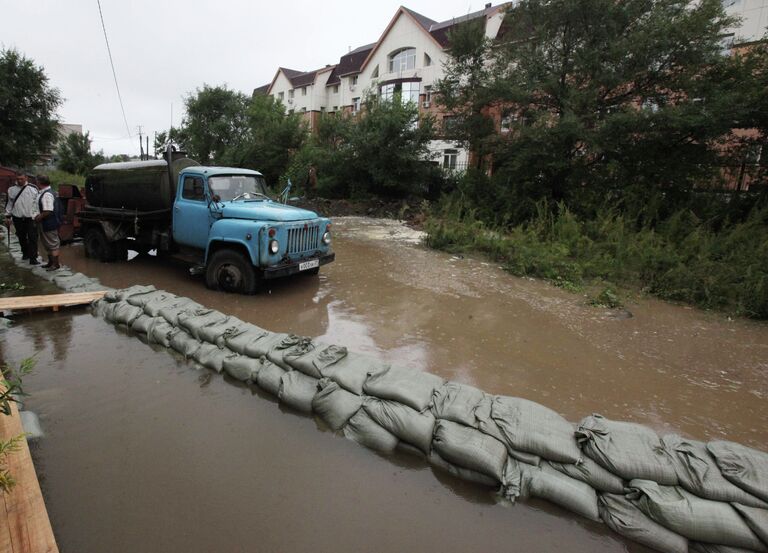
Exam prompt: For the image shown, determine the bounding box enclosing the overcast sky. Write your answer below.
[2,0,483,156]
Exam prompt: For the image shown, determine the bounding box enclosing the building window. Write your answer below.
[351,75,359,86]
[389,47,416,73]
[288,109,294,114]
[333,105,338,111]
[442,116,461,135]
[352,97,361,113]
[443,149,458,170]
[288,89,294,99]
[301,107,307,113]
[333,85,339,94]
[423,85,432,107]
[500,110,517,133]
[371,65,379,78]
[424,53,432,67]
[379,81,420,105]
[278,91,284,101]
[320,106,326,113]
[302,87,307,96]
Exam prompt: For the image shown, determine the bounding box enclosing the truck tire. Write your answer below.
[84,227,116,262]
[205,249,257,294]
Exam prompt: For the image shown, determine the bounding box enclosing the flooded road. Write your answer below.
[60,216,768,447]
[1,216,767,552]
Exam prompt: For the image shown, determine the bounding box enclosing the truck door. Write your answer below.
[172,175,213,249]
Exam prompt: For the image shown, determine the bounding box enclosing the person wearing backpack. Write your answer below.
[33,175,62,271]
[4,173,40,263]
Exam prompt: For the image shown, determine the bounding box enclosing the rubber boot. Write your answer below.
[45,256,60,271]
[42,255,53,269]
[29,256,40,265]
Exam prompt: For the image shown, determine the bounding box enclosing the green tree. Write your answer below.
[436,0,766,223]
[222,93,307,185]
[178,85,249,164]
[57,131,104,175]
[0,48,62,167]
[299,95,438,198]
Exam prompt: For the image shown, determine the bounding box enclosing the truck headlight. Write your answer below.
[269,239,279,254]
[322,231,331,245]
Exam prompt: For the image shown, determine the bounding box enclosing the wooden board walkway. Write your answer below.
[0,291,106,313]
[0,399,59,553]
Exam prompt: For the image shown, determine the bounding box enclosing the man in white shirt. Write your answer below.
[4,174,40,263]
[34,175,61,270]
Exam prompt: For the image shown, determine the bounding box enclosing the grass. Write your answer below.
[426,199,768,319]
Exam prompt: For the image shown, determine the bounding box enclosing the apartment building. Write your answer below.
[255,4,509,170]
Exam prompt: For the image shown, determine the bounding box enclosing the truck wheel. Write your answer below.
[205,249,257,294]
[84,227,115,262]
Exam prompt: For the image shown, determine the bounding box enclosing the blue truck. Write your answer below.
[79,147,334,294]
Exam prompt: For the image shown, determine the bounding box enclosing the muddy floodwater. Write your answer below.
[2,216,767,552]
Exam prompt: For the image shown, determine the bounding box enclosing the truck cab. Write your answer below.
[79,152,334,294]
[173,166,333,293]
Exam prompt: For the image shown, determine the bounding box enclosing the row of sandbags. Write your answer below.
[3,231,766,553]
[91,285,768,553]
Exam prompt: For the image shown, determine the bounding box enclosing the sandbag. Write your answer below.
[432,419,508,483]
[224,324,269,355]
[431,382,486,427]
[267,335,313,370]
[708,441,768,503]
[159,303,205,326]
[197,317,245,347]
[322,351,388,395]
[125,289,174,308]
[311,379,363,431]
[104,285,156,302]
[363,365,444,412]
[342,409,399,454]
[491,396,581,464]
[169,328,202,358]
[519,462,600,522]
[178,309,229,338]
[130,314,155,334]
[663,435,768,508]
[143,295,184,317]
[576,414,678,485]
[732,504,768,547]
[192,343,230,373]
[474,395,541,466]
[428,451,499,487]
[222,354,262,383]
[363,397,436,455]
[285,343,346,378]
[599,493,688,553]
[108,301,144,326]
[278,370,318,413]
[53,272,96,291]
[549,458,625,494]
[690,544,758,553]
[148,318,174,347]
[628,479,767,551]
[255,360,286,397]
[244,332,291,358]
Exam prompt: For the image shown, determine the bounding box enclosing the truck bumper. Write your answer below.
[261,252,335,280]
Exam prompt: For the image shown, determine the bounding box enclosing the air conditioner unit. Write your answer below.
[349,85,356,92]
[422,101,431,108]
[288,98,293,104]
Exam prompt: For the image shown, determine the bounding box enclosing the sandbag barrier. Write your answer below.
[2,233,767,553]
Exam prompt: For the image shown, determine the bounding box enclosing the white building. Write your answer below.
[723,0,768,44]
[256,4,509,170]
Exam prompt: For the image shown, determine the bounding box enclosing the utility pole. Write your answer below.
[136,125,144,160]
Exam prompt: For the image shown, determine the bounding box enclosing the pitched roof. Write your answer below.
[252,84,270,96]
[401,7,438,31]
[336,43,376,77]
[428,4,508,47]
[291,70,319,88]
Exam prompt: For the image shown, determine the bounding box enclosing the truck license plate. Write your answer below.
[299,259,320,271]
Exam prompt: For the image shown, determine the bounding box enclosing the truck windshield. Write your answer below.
[208,175,268,201]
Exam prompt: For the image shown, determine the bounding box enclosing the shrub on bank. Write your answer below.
[426,198,768,319]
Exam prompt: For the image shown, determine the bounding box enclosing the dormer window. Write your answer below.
[389,48,416,73]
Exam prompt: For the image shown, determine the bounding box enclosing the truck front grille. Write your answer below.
[287,224,320,254]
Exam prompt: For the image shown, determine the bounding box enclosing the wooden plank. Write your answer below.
[0,398,59,553]
[0,291,106,312]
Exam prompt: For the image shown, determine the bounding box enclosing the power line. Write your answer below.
[96,0,131,138]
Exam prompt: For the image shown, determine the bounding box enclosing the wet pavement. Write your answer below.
[1,216,767,552]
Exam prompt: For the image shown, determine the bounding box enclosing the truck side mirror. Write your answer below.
[212,194,221,203]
